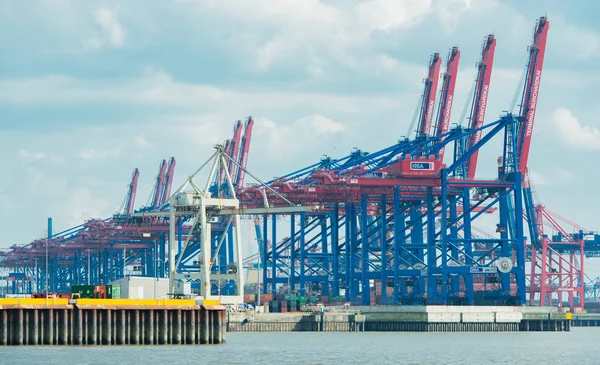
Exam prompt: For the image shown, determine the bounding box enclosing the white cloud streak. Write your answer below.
[0,70,399,113]
[86,8,126,49]
[186,0,437,71]
[134,134,150,148]
[19,148,46,160]
[80,147,121,161]
[252,115,346,163]
[60,187,112,226]
[553,107,600,150]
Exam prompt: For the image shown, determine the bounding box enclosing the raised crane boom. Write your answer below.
[465,34,497,179]
[160,157,176,206]
[227,120,244,178]
[150,159,167,208]
[517,16,549,175]
[434,46,460,161]
[417,53,442,138]
[219,139,233,185]
[235,116,255,188]
[122,168,139,214]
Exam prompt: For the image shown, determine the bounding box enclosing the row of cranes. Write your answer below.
[1,16,598,310]
[118,157,176,216]
[234,15,575,308]
[0,118,255,296]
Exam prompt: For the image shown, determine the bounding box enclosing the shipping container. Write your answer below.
[259,293,273,302]
[112,285,121,299]
[109,276,169,299]
[71,285,95,299]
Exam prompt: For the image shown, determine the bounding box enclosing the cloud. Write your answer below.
[175,114,236,147]
[529,167,573,187]
[80,147,121,160]
[528,170,549,186]
[19,148,46,160]
[188,0,438,71]
[551,20,600,60]
[253,115,346,163]
[60,187,112,226]
[296,114,346,134]
[0,70,399,113]
[86,8,125,49]
[134,134,150,148]
[552,107,600,150]
[356,0,432,32]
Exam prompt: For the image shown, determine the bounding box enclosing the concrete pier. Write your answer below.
[226,306,570,332]
[226,312,365,332]
[0,298,226,346]
[571,313,600,327]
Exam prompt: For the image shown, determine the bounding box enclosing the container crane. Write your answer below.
[454,34,496,179]
[517,17,549,175]
[235,116,255,188]
[227,120,244,179]
[123,168,139,214]
[527,203,585,311]
[434,46,460,161]
[218,139,233,186]
[416,53,442,138]
[160,157,176,206]
[515,17,549,247]
[149,160,167,208]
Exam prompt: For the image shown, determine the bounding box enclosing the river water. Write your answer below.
[1,328,597,364]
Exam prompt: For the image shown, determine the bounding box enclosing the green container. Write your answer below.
[309,296,317,303]
[71,285,95,299]
[112,285,121,299]
[296,298,306,310]
[329,296,343,303]
[298,296,306,302]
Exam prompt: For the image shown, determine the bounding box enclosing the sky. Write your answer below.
[1,0,600,275]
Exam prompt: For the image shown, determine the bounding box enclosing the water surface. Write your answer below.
[1,328,597,364]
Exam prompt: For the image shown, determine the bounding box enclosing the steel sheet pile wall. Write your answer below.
[0,302,225,346]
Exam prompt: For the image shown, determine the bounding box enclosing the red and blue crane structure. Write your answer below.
[1,16,597,310]
[0,117,254,296]
[236,16,550,307]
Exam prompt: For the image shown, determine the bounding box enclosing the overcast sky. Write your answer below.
[1,0,600,276]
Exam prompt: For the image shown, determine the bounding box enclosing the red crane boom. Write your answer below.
[434,46,460,161]
[465,34,496,180]
[235,116,255,188]
[150,160,167,208]
[517,17,549,175]
[219,139,233,185]
[160,157,176,205]
[417,53,442,137]
[124,168,139,214]
[228,121,244,178]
